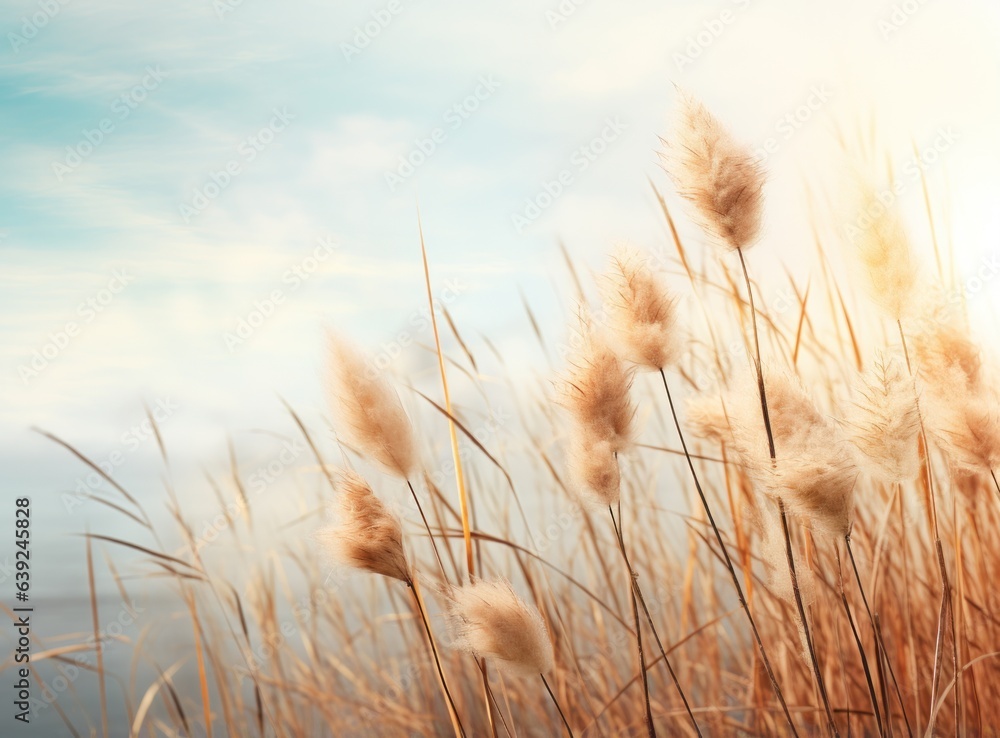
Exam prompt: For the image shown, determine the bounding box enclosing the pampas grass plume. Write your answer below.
[600,246,681,371]
[659,92,765,252]
[853,181,919,319]
[937,395,1000,473]
[689,372,858,537]
[316,469,410,583]
[446,578,555,678]
[567,429,621,507]
[845,356,921,484]
[557,312,636,453]
[327,332,419,479]
[913,321,983,395]
[914,321,1000,473]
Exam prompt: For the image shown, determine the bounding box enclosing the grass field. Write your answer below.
[35,95,1000,737]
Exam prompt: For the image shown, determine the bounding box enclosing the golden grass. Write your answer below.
[26,102,1000,737]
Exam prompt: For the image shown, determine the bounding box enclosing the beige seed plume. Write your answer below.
[446,578,555,678]
[686,393,732,445]
[844,356,921,484]
[315,469,410,583]
[934,394,1000,474]
[688,372,858,537]
[659,92,765,252]
[327,333,418,479]
[557,312,636,453]
[766,453,859,539]
[852,181,919,319]
[600,247,681,371]
[914,321,1000,473]
[567,428,621,507]
[913,321,982,396]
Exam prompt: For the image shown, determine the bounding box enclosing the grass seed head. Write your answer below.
[327,332,419,479]
[600,246,682,371]
[445,578,555,678]
[659,91,765,252]
[844,356,921,484]
[557,311,636,454]
[316,469,410,583]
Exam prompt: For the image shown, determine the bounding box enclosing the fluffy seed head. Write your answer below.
[765,453,859,538]
[557,313,636,453]
[446,578,555,678]
[659,92,765,252]
[567,429,621,508]
[327,333,418,479]
[932,389,1000,474]
[913,321,1000,473]
[844,356,921,483]
[688,372,858,537]
[600,247,681,370]
[913,322,982,396]
[852,183,919,319]
[950,397,1000,473]
[686,393,732,445]
[315,470,410,582]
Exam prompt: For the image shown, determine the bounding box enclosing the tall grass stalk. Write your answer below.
[609,500,702,736]
[658,367,799,736]
[736,247,840,736]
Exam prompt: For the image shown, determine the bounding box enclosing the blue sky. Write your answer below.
[2,0,1000,513]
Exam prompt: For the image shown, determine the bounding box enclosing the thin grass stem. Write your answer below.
[658,367,799,737]
[407,479,450,582]
[838,545,885,736]
[737,247,775,459]
[779,501,840,737]
[541,674,575,737]
[407,576,468,738]
[846,535,914,737]
[609,499,703,735]
[609,504,657,738]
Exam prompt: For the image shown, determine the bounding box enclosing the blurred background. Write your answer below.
[1,0,999,734]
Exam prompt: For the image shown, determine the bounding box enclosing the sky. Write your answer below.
[2,0,1000,566]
